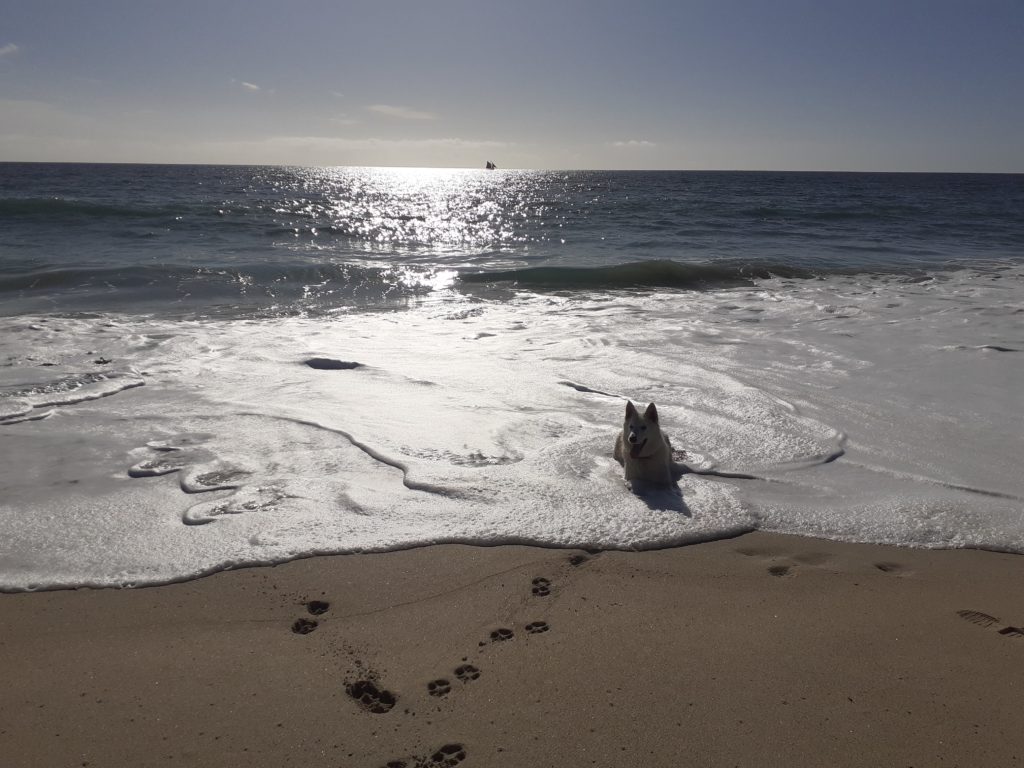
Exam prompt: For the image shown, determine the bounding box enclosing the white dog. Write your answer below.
[613,401,676,492]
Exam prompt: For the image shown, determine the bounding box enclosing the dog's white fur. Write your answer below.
[613,400,675,492]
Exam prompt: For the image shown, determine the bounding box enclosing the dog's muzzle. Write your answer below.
[628,435,647,458]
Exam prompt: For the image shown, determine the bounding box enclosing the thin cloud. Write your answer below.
[241,81,261,91]
[256,135,508,151]
[0,43,20,57]
[0,126,515,165]
[367,104,437,121]
[330,115,357,126]
[611,139,656,148]
[180,134,513,167]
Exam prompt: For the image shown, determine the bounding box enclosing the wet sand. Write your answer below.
[2,532,1023,767]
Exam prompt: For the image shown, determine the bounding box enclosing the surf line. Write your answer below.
[842,458,1024,502]
[233,411,477,500]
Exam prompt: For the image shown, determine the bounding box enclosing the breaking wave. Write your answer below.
[460,259,879,290]
[0,261,458,316]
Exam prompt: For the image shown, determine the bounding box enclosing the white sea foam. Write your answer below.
[0,268,1021,590]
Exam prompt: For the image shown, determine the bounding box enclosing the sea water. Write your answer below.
[1,164,1021,590]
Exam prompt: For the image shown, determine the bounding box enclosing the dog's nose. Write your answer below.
[628,433,638,444]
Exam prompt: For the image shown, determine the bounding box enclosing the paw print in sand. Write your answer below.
[421,744,467,767]
[531,577,551,596]
[427,679,451,697]
[291,601,329,634]
[382,743,467,768]
[487,628,514,644]
[454,664,480,683]
[346,680,397,714]
[305,600,330,616]
[525,621,550,634]
[291,618,318,635]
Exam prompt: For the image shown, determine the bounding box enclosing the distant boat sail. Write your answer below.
[485,161,497,170]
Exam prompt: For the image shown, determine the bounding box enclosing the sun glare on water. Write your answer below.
[272,165,538,258]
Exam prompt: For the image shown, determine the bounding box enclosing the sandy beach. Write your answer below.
[2,531,1023,767]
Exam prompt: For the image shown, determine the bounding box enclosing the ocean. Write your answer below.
[1,163,1022,590]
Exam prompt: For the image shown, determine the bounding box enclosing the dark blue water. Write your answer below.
[1,163,1022,316]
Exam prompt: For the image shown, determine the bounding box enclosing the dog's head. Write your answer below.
[622,400,661,459]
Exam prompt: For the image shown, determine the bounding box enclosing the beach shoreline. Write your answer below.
[3,531,1022,767]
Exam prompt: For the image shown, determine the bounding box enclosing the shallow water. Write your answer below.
[0,166,1021,589]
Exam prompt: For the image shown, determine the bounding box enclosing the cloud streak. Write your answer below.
[367,104,436,121]
[611,139,656,148]
[241,81,261,91]
[254,135,508,151]
[0,129,516,166]
[0,43,19,57]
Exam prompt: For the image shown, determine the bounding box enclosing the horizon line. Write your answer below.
[1,160,1022,175]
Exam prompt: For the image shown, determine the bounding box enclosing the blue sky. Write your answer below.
[1,0,1022,170]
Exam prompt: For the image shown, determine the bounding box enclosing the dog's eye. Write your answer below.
[640,425,647,431]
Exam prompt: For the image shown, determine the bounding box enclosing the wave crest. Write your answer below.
[458,259,817,290]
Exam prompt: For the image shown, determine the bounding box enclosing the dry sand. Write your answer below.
[2,532,1023,768]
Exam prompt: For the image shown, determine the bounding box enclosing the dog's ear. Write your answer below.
[644,402,659,423]
[625,400,637,419]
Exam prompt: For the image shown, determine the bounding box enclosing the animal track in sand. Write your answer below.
[420,744,467,766]
[427,679,451,697]
[531,577,551,596]
[455,664,480,682]
[526,621,550,634]
[346,680,397,714]
[383,743,467,768]
[767,564,793,577]
[567,548,603,564]
[957,610,1024,638]
[305,600,330,615]
[291,618,318,635]
[480,628,514,646]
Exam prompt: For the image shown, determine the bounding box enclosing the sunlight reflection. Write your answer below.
[259,165,564,258]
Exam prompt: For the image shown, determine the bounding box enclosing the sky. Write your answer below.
[1,0,1022,171]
